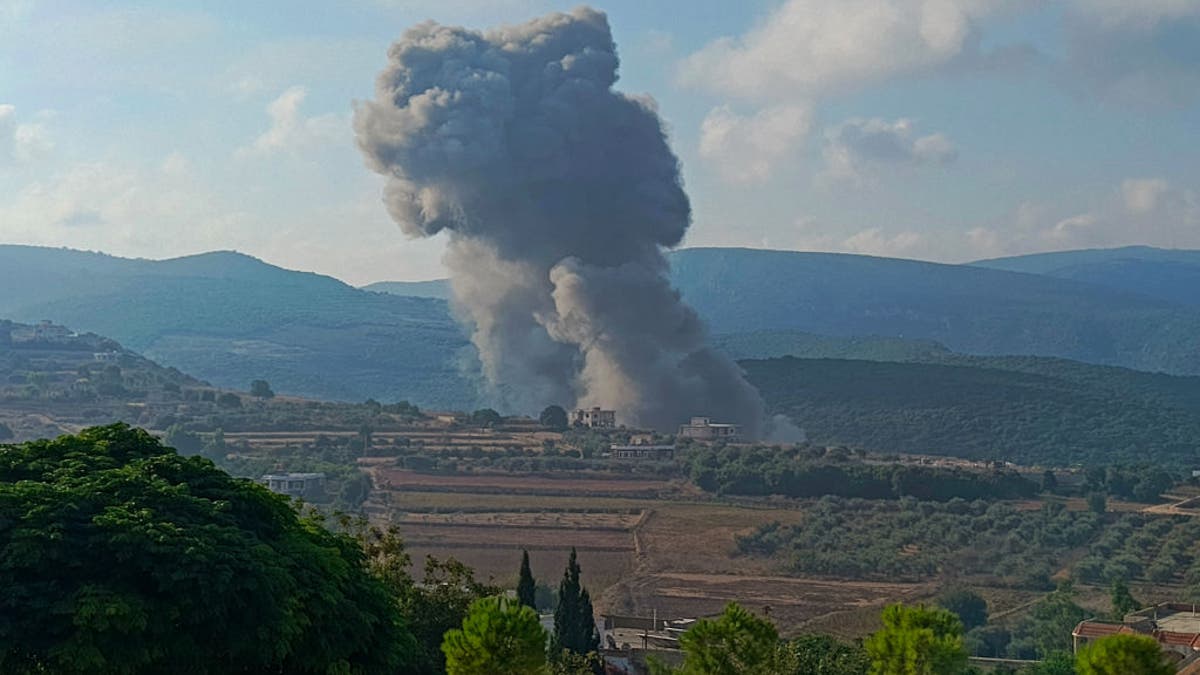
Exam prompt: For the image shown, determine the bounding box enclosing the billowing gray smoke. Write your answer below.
[354,7,764,437]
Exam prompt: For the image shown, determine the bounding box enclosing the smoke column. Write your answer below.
[354,7,764,436]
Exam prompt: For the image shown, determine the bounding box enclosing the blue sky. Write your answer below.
[1,0,1198,285]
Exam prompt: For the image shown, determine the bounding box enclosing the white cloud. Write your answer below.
[679,0,1007,101]
[237,86,346,159]
[842,227,925,257]
[0,158,247,255]
[822,117,956,182]
[967,178,1200,257]
[0,104,53,162]
[784,216,927,258]
[1122,177,1172,214]
[698,104,812,184]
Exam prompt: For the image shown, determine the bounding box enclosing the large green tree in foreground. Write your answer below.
[1075,634,1173,675]
[865,604,968,675]
[671,602,781,675]
[441,596,548,675]
[0,424,415,674]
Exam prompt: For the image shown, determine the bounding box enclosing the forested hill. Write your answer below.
[0,246,475,408]
[668,248,1200,376]
[5,244,1200,408]
[364,246,1200,377]
[742,356,1200,467]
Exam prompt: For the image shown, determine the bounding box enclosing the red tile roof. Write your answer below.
[1073,622,1129,639]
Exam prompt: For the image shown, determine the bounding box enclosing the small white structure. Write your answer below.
[262,472,326,499]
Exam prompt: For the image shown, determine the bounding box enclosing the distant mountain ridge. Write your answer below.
[361,280,452,301]
[4,244,1200,410]
[972,245,1200,308]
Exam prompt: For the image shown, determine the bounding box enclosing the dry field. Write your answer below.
[366,469,932,636]
[373,467,678,497]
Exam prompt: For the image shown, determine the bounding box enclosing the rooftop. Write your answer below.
[262,472,326,480]
[1150,606,1200,636]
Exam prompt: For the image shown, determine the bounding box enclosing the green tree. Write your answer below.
[1026,584,1088,658]
[865,604,968,675]
[0,424,416,674]
[162,423,203,456]
[552,548,600,658]
[249,379,275,399]
[1109,580,1140,619]
[539,405,569,431]
[1022,651,1075,675]
[937,588,989,631]
[1075,635,1172,675]
[354,523,499,675]
[658,603,782,675]
[783,634,870,675]
[518,550,538,610]
[1041,470,1058,493]
[550,650,604,674]
[216,391,242,409]
[201,428,226,460]
[1087,492,1107,514]
[441,596,548,675]
[471,408,503,428]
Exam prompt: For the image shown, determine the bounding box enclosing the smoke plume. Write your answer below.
[354,7,764,436]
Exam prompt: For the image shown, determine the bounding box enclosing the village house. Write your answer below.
[572,406,616,429]
[678,416,740,441]
[262,472,326,500]
[1074,603,1200,671]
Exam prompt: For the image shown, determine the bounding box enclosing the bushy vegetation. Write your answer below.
[684,444,1038,501]
[670,247,1200,376]
[0,424,416,673]
[1073,514,1200,589]
[738,498,1101,585]
[743,356,1200,466]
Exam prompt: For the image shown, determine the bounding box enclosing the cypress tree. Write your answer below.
[517,549,537,610]
[552,548,600,658]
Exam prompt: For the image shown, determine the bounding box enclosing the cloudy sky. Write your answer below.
[2,0,1198,285]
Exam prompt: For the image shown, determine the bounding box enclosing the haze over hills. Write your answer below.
[4,244,1200,410]
[0,245,475,408]
[973,245,1200,309]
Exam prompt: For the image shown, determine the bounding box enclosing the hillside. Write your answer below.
[973,246,1200,309]
[361,280,452,300]
[0,246,477,408]
[363,247,1200,377]
[668,248,1200,376]
[742,356,1200,466]
[7,244,1200,410]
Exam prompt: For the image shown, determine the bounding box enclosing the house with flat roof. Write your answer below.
[262,472,326,500]
[678,416,740,442]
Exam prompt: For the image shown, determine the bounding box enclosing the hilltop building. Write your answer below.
[262,472,326,500]
[573,407,616,429]
[678,416,740,441]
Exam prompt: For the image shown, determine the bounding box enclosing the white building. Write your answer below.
[262,472,326,499]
